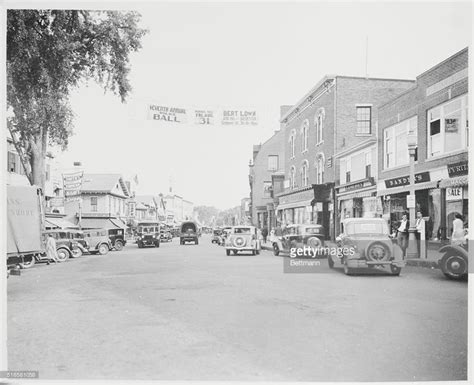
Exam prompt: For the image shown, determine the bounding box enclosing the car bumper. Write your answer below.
[346,259,405,268]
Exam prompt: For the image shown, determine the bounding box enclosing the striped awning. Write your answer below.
[439,175,469,188]
[275,200,313,211]
[45,217,79,229]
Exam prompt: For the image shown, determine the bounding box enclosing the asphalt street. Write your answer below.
[7,234,468,381]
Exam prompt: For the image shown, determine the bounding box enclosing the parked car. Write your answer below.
[272,224,326,257]
[136,221,161,248]
[108,228,127,251]
[438,240,468,280]
[42,229,82,262]
[180,221,199,245]
[212,229,223,244]
[69,230,89,256]
[329,218,405,276]
[82,228,112,255]
[225,226,261,256]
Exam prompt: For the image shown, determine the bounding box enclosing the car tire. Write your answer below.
[226,249,231,256]
[56,248,70,262]
[390,265,401,276]
[98,244,109,255]
[232,250,237,255]
[440,254,468,280]
[328,256,335,269]
[114,240,124,251]
[138,242,143,249]
[71,248,83,258]
[19,255,36,269]
[273,244,280,256]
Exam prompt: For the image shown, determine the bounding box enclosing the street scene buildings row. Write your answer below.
[249,47,469,246]
[6,139,195,232]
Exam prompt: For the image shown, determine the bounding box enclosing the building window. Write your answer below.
[301,119,309,152]
[315,109,324,145]
[356,106,372,134]
[383,116,417,169]
[290,134,296,159]
[428,94,468,157]
[268,155,279,171]
[290,166,296,189]
[263,181,272,198]
[7,152,16,173]
[301,161,309,187]
[90,196,98,212]
[315,156,324,184]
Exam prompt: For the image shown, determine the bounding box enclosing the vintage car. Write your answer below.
[42,229,82,262]
[438,239,468,280]
[136,221,161,248]
[108,228,127,251]
[329,218,405,276]
[211,229,223,244]
[272,224,326,257]
[82,228,113,255]
[225,226,261,256]
[180,221,199,245]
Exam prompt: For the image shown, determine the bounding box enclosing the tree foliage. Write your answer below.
[7,10,148,188]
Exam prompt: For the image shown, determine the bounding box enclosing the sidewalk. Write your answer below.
[261,239,441,269]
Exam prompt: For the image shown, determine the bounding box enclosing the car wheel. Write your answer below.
[328,256,335,269]
[343,261,353,276]
[114,240,124,251]
[98,244,109,255]
[440,254,468,280]
[232,250,238,255]
[226,249,231,256]
[71,248,83,258]
[390,265,401,276]
[56,248,70,262]
[138,242,143,248]
[273,244,280,256]
[19,255,36,269]
[155,241,160,248]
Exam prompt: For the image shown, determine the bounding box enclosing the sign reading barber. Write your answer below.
[148,104,188,123]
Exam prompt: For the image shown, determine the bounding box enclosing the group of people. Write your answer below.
[396,211,467,257]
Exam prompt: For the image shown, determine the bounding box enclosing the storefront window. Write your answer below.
[428,94,468,157]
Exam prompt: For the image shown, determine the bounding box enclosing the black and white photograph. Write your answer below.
[1,0,472,383]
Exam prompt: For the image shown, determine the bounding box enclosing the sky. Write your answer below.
[44,1,472,209]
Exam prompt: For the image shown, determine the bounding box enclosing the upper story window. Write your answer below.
[263,181,272,198]
[315,108,324,145]
[90,196,98,212]
[315,155,324,184]
[428,94,468,158]
[289,130,296,159]
[356,106,372,134]
[290,166,296,189]
[339,146,377,184]
[268,155,279,172]
[301,119,309,152]
[383,116,417,169]
[301,160,309,187]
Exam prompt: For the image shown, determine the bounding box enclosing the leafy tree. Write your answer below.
[7,10,148,189]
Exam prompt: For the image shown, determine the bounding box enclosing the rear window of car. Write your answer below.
[234,228,251,234]
[346,222,389,235]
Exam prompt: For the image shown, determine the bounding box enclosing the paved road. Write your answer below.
[7,235,468,381]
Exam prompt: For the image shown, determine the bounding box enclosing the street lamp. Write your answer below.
[405,133,418,259]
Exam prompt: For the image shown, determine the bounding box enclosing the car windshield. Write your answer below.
[346,222,389,235]
[139,226,156,233]
[234,227,252,234]
[182,223,196,232]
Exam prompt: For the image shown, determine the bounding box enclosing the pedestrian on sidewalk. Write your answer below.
[451,213,466,245]
[415,211,426,256]
[46,234,59,264]
[262,227,268,243]
[397,213,409,257]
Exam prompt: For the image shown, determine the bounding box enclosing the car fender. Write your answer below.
[439,244,468,256]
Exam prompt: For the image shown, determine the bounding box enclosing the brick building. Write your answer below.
[248,126,286,230]
[278,75,415,239]
[376,47,468,241]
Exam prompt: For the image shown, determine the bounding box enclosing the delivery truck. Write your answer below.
[7,185,46,274]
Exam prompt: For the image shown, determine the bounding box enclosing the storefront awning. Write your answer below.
[376,180,440,197]
[275,200,313,211]
[45,217,79,229]
[80,217,126,230]
[336,187,376,199]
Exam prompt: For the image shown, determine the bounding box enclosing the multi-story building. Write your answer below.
[278,75,415,239]
[376,47,468,242]
[64,173,130,229]
[162,194,194,224]
[248,125,286,230]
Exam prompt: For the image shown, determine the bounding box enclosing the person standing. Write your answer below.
[451,213,466,245]
[46,234,59,264]
[397,214,409,257]
[262,227,268,243]
[415,211,426,256]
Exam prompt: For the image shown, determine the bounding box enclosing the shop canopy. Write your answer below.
[80,217,127,230]
[45,217,79,230]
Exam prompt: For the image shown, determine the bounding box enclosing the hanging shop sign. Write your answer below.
[446,187,463,201]
[384,172,430,188]
[63,171,84,202]
[447,160,468,177]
